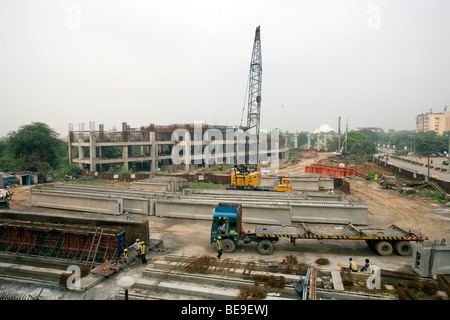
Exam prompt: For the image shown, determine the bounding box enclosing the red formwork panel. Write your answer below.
[0,220,124,262]
[305,164,357,177]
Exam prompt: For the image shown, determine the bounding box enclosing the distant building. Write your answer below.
[416,107,450,135]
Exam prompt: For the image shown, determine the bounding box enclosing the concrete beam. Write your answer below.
[154,199,291,225]
[290,202,368,225]
[30,189,123,215]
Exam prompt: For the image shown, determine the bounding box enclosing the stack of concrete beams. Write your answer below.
[260,177,335,192]
[29,184,368,225]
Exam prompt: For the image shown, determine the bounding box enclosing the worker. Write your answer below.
[140,241,147,264]
[121,248,128,264]
[216,236,223,259]
[360,259,373,274]
[217,218,226,234]
[130,238,141,260]
[349,258,358,272]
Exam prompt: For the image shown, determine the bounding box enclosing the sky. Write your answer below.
[0,0,449,138]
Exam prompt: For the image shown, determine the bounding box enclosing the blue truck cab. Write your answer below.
[210,203,244,252]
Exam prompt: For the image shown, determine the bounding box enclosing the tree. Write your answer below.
[326,130,377,158]
[5,122,61,175]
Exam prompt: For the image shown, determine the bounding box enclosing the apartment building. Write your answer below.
[416,108,450,135]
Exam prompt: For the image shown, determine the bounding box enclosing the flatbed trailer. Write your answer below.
[210,203,428,256]
[249,223,428,256]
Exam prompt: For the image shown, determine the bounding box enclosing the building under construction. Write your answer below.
[68,122,290,173]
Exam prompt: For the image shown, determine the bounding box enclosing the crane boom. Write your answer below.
[240,26,262,164]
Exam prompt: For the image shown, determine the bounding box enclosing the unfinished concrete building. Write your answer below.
[68,122,289,173]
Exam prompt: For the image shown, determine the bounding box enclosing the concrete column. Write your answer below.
[294,133,299,149]
[89,131,97,172]
[78,137,84,170]
[123,143,129,171]
[150,132,157,172]
[68,131,73,163]
[307,134,311,149]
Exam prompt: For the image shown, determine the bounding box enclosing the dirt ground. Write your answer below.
[5,152,450,273]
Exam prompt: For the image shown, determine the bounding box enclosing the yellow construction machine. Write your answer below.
[228,165,293,192]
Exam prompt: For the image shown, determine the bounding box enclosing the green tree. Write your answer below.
[4,122,61,175]
[326,130,377,158]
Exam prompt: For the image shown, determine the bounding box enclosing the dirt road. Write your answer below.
[347,179,450,240]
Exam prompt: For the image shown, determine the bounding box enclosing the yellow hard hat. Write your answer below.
[218,236,221,239]
[136,239,140,242]
[141,241,144,244]
[124,248,128,252]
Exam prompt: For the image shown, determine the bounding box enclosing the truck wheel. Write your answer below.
[221,238,236,253]
[375,241,393,256]
[257,240,274,255]
[394,241,412,256]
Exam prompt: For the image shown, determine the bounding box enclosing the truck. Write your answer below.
[210,203,428,256]
[228,165,293,192]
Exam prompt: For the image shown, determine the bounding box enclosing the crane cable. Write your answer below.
[240,68,251,128]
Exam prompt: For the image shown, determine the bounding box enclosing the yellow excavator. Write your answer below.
[229,165,293,192]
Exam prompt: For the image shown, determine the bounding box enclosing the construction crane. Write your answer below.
[240,25,262,165]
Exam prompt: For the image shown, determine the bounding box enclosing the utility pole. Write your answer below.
[338,116,341,152]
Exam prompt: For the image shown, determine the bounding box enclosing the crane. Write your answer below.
[240,25,262,165]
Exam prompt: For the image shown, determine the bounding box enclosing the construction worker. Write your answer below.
[140,241,147,264]
[121,248,128,264]
[360,259,373,274]
[216,236,223,259]
[349,258,358,272]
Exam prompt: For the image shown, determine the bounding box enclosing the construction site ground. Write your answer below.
[1,152,449,303]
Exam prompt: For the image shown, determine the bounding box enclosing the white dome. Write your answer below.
[313,124,336,134]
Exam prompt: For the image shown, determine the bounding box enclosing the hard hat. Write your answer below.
[141,241,144,244]
[124,249,128,252]
[136,239,140,242]
[218,236,221,239]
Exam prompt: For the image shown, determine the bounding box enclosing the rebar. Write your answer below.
[184,256,215,273]
[236,286,267,300]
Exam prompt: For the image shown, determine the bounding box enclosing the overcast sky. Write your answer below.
[1,0,449,138]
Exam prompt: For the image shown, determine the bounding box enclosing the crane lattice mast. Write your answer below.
[240,26,262,164]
